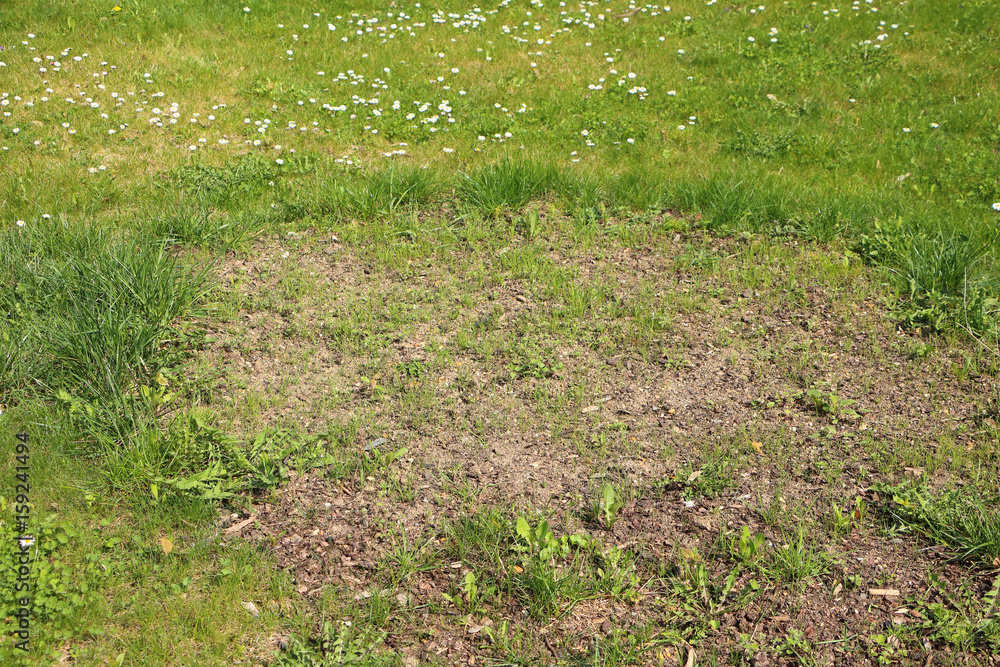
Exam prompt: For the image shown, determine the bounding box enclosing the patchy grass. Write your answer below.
[3,1,1000,666]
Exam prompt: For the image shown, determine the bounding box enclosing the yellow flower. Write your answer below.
[113,6,121,11]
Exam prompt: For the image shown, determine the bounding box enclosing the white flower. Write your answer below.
[276,158,284,165]
[678,125,685,130]
[442,147,454,153]
[626,138,634,144]
[244,7,250,12]
[930,122,939,128]
[748,36,755,42]
[902,127,910,133]
[189,145,197,151]
[16,220,25,227]
[993,203,1000,212]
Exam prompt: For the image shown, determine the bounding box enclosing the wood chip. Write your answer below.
[868,588,900,597]
[224,516,256,535]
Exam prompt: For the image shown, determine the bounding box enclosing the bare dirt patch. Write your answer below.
[203,227,998,665]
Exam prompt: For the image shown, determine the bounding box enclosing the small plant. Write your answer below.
[275,620,392,666]
[507,356,562,380]
[669,547,758,627]
[443,570,497,617]
[769,529,832,585]
[953,355,977,382]
[514,517,588,563]
[774,627,815,664]
[730,525,766,565]
[597,484,624,530]
[908,341,935,360]
[827,497,866,538]
[594,546,642,602]
[803,388,859,422]
[911,572,1000,654]
[512,517,589,619]
[518,209,543,241]
[867,632,903,666]
[877,481,1000,564]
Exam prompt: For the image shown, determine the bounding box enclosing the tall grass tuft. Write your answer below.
[0,217,211,452]
[458,159,555,218]
[856,217,999,331]
[143,204,265,249]
[669,175,793,233]
[312,165,439,221]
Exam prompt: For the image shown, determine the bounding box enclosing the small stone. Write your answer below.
[241,601,260,617]
[364,437,387,452]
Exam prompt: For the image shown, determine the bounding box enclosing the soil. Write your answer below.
[201,227,999,666]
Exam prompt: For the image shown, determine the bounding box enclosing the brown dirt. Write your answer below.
[200,227,999,666]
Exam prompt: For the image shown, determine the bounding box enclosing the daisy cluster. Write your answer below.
[0,2,709,172]
[0,0,925,215]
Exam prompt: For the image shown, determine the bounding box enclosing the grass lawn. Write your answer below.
[2,0,1000,665]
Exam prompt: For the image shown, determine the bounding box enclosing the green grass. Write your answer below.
[878,479,1000,564]
[4,0,1000,665]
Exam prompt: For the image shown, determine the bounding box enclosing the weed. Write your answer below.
[768,529,833,586]
[669,547,759,631]
[913,572,1000,654]
[877,481,1000,564]
[802,388,859,422]
[730,526,767,566]
[276,620,392,666]
[442,570,498,617]
[596,484,624,530]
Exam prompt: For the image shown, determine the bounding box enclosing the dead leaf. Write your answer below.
[512,565,523,574]
[241,601,260,617]
[687,470,702,483]
[679,547,700,561]
[159,537,173,555]
[751,441,763,453]
[684,646,696,667]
